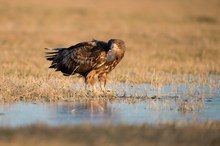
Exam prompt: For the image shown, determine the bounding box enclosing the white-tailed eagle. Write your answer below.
[45,39,125,93]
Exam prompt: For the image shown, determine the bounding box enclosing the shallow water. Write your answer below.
[0,98,220,127]
[0,83,220,127]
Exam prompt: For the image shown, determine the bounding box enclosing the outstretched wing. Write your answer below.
[45,40,109,76]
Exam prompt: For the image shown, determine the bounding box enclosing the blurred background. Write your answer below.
[0,0,220,82]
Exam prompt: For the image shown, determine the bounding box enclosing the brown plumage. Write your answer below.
[45,39,125,93]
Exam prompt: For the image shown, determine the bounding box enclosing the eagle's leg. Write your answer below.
[98,73,107,92]
[86,70,97,93]
[85,78,97,93]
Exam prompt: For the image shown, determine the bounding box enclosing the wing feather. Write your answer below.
[45,40,109,76]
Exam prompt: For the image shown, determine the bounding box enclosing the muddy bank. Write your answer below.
[0,122,220,146]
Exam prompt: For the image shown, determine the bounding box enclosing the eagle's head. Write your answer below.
[107,39,125,62]
[108,39,126,51]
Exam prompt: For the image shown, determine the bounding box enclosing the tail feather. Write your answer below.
[45,48,63,51]
[45,48,64,61]
[45,47,78,76]
[49,64,56,68]
[46,56,56,61]
[45,52,58,55]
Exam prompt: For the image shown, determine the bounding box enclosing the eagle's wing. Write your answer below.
[45,40,108,76]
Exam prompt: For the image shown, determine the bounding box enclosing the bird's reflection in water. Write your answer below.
[71,100,109,116]
[50,99,113,123]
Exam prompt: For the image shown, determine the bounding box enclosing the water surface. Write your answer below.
[0,83,219,127]
[0,98,220,127]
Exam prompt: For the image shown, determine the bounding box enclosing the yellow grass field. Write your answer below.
[0,0,220,101]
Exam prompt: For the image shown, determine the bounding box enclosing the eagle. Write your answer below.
[45,39,125,93]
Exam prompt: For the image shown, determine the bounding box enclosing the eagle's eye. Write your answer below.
[111,43,118,50]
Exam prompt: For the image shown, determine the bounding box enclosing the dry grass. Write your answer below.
[0,0,220,101]
[0,122,220,146]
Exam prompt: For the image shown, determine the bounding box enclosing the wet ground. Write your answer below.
[0,83,219,127]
